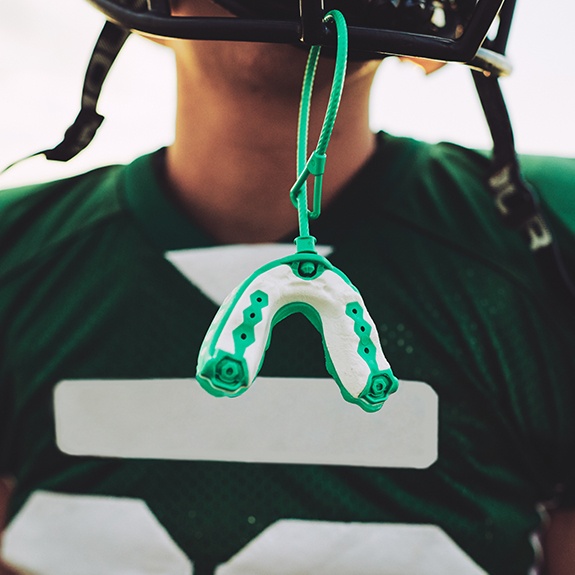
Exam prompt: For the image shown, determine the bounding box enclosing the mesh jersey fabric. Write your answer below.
[0,132,574,575]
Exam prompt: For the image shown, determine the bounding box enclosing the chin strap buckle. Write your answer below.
[487,163,552,251]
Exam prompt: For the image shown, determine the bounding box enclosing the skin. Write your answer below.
[1,1,574,572]
[543,510,575,575]
[163,0,381,243]
[0,478,16,575]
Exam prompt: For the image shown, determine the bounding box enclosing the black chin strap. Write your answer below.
[472,70,575,302]
[2,21,130,172]
[46,21,131,162]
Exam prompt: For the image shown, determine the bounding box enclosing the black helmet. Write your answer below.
[12,0,510,167]
[86,0,511,67]
[29,0,506,165]
[210,0,477,41]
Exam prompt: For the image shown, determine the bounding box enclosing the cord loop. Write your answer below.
[290,10,348,249]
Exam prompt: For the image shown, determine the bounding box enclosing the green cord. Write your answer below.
[290,10,349,253]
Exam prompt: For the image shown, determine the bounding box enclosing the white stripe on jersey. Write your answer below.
[54,377,438,468]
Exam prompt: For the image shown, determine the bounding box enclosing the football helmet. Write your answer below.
[87,0,511,70]
[32,0,513,166]
[8,0,513,167]
[6,0,575,299]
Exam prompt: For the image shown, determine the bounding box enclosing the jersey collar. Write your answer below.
[122,150,215,251]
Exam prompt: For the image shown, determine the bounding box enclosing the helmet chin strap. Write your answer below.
[473,70,575,302]
[471,0,575,302]
[1,20,130,173]
[0,0,157,173]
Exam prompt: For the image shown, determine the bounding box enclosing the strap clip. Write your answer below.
[488,163,539,229]
[290,150,327,220]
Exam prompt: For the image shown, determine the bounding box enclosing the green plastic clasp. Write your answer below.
[290,151,327,220]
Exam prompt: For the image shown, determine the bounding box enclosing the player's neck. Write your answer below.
[164,54,379,244]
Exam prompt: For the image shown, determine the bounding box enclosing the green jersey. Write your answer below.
[1,133,574,575]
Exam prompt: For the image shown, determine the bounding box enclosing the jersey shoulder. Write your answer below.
[520,154,575,239]
[376,137,510,257]
[0,164,126,280]
[374,136,575,300]
[379,137,497,230]
[384,137,574,235]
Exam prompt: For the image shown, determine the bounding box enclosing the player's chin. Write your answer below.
[170,0,233,17]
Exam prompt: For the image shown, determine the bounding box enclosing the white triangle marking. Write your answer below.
[54,378,438,469]
[166,243,333,304]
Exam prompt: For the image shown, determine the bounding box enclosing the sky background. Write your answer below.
[1,0,574,188]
